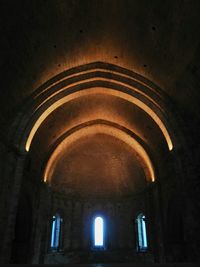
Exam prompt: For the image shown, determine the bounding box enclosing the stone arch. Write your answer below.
[43,120,156,183]
[11,62,178,153]
[1,62,188,263]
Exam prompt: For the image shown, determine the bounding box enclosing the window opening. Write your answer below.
[51,214,62,250]
[136,213,148,251]
[94,216,104,247]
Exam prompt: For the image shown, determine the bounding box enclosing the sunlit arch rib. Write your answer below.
[34,68,163,101]
[25,87,173,152]
[33,62,163,100]
[34,75,162,112]
[45,119,149,158]
[44,124,155,183]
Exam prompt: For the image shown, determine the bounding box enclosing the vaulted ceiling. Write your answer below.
[1,0,200,195]
[1,0,200,127]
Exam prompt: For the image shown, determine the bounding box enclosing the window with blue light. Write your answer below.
[51,214,62,250]
[94,216,104,248]
[136,213,148,251]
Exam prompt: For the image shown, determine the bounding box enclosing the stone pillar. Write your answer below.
[0,150,27,263]
[64,200,72,250]
[31,183,50,264]
[71,201,82,249]
[82,202,91,250]
[116,202,125,248]
[148,182,165,262]
[105,202,114,249]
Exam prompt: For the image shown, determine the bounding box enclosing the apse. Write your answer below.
[4,62,185,264]
[46,133,147,197]
[1,1,200,264]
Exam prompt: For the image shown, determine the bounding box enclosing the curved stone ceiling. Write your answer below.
[17,63,174,154]
[26,87,173,152]
[30,93,166,160]
[1,0,200,133]
[47,133,147,198]
[44,123,155,183]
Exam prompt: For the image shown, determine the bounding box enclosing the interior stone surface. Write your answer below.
[1,0,200,265]
[49,133,146,197]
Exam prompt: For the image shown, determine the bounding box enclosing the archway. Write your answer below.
[1,62,187,264]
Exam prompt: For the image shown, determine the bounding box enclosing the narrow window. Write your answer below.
[51,214,62,250]
[94,216,104,247]
[136,213,148,251]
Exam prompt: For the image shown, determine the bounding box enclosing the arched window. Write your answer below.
[94,216,104,248]
[50,214,62,250]
[136,213,148,251]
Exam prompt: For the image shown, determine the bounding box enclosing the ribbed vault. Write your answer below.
[44,121,155,183]
[13,62,177,195]
[19,62,173,152]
